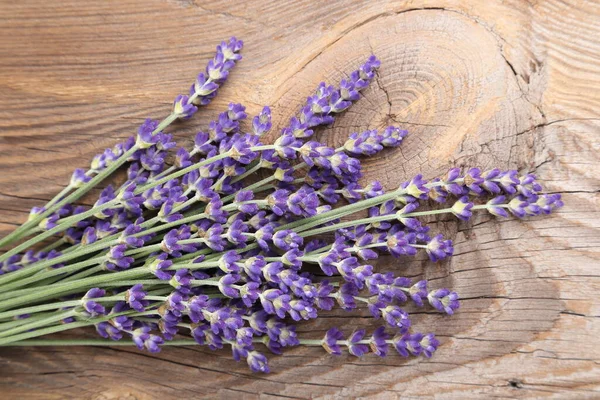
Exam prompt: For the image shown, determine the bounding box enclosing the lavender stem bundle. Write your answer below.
[0,38,562,373]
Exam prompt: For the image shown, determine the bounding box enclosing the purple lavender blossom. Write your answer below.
[70,168,91,188]
[81,288,106,317]
[104,244,134,271]
[253,106,272,136]
[427,288,460,315]
[425,234,454,262]
[322,327,344,355]
[125,284,147,312]
[451,196,474,221]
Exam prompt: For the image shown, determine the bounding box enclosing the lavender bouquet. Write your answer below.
[0,37,562,373]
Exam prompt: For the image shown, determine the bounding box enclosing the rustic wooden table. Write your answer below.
[0,1,598,398]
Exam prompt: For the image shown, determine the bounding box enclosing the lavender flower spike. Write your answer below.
[189,37,244,106]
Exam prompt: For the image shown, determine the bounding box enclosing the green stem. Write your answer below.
[0,312,54,329]
[300,204,496,237]
[298,208,455,237]
[0,293,142,320]
[0,309,158,346]
[0,310,76,338]
[0,268,150,312]
[101,280,167,287]
[134,152,232,194]
[0,238,118,288]
[45,185,74,209]
[0,203,117,270]
[60,265,105,282]
[0,256,106,294]
[40,238,67,254]
[231,161,262,183]
[0,145,138,251]
[2,339,200,347]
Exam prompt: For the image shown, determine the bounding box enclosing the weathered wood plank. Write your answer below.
[0,0,599,398]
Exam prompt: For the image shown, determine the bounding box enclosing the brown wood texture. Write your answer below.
[0,0,599,398]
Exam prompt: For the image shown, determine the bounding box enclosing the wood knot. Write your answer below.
[508,379,524,389]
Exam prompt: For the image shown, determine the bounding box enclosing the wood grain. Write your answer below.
[1,0,599,398]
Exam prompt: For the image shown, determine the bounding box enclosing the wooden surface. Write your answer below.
[0,0,599,398]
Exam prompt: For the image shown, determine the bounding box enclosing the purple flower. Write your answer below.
[96,322,122,341]
[425,234,454,262]
[322,327,344,355]
[287,188,319,217]
[161,226,197,258]
[266,189,290,216]
[260,289,291,318]
[281,248,303,270]
[451,196,474,221]
[241,256,266,282]
[498,170,519,194]
[247,351,270,373]
[486,195,509,218]
[185,295,210,323]
[381,126,408,147]
[191,324,217,349]
[419,333,440,358]
[234,190,258,214]
[253,106,272,136]
[82,288,106,317]
[225,219,249,245]
[273,133,300,159]
[369,326,389,357]
[70,168,91,188]
[165,292,185,316]
[314,281,335,310]
[175,147,193,169]
[147,253,173,280]
[464,168,484,194]
[255,224,274,251]
[104,244,134,271]
[173,94,198,120]
[205,197,228,223]
[272,230,303,251]
[38,213,59,231]
[386,231,417,258]
[381,305,411,333]
[193,131,216,155]
[119,219,146,248]
[366,273,409,303]
[125,284,147,312]
[332,329,363,357]
[132,326,164,353]
[227,103,247,121]
[247,311,268,334]
[401,174,428,200]
[140,147,165,172]
[135,119,161,149]
[239,281,260,307]
[81,226,97,246]
[169,269,192,294]
[536,193,563,214]
[409,280,428,306]
[427,288,460,315]
[507,195,529,218]
[225,134,259,164]
[262,261,283,283]
[288,298,317,321]
[481,169,502,193]
[334,282,359,310]
[218,274,241,298]
[517,174,543,197]
[343,129,385,156]
[218,251,242,273]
